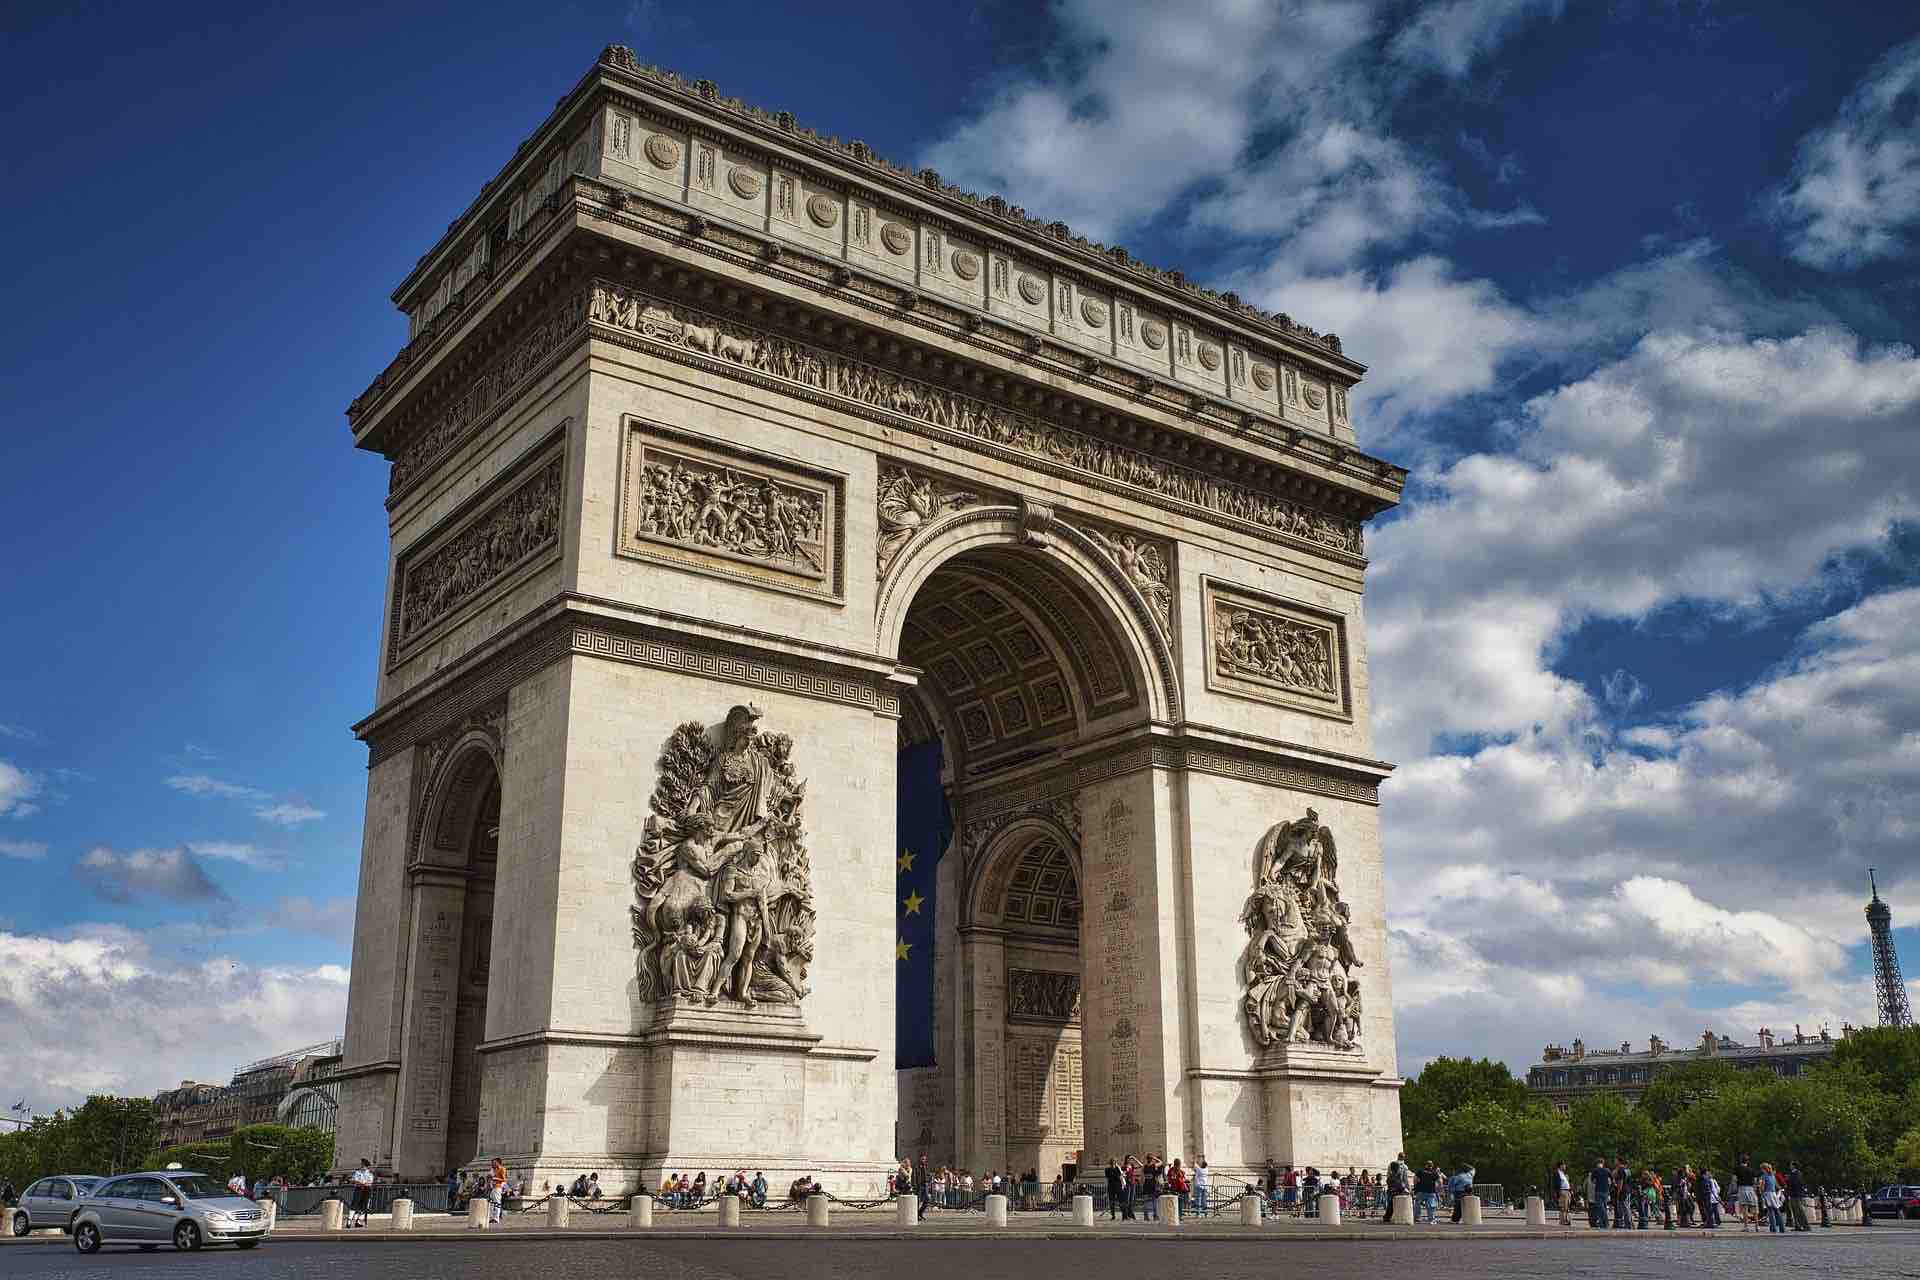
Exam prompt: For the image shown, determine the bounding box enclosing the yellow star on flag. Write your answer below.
[903,890,925,916]
[896,937,912,961]
[897,848,916,873]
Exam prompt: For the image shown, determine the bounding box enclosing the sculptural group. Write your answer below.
[1241,809,1363,1049]
[630,705,816,1008]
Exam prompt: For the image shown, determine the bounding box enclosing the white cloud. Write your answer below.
[1387,0,1564,77]
[185,840,284,870]
[73,846,229,905]
[0,927,347,1108]
[267,896,357,944]
[0,760,43,819]
[0,723,35,741]
[165,773,269,802]
[0,838,47,860]
[1770,39,1920,269]
[253,801,325,827]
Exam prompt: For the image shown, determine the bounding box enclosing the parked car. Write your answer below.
[9,1175,102,1235]
[1866,1185,1920,1219]
[71,1171,270,1253]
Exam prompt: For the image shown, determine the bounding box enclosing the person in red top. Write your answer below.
[1167,1159,1190,1214]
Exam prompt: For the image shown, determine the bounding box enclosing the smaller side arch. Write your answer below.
[962,813,1082,931]
[411,731,503,868]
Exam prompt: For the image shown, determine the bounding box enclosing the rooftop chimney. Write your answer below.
[1757,1027,1775,1049]
[1570,1038,1586,1060]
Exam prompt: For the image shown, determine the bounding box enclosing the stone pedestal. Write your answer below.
[718,1195,741,1227]
[1072,1194,1095,1227]
[466,1197,489,1228]
[1460,1194,1482,1226]
[258,1199,277,1231]
[1391,1193,1412,1224]
[1158,1194,1179,1227]
[1256,1041,1392,1171]
[806,1194,829,1227]
[985,1193,1008,1227]
[897,1196,918,1227]
[391,1198,414,1230]
[1241,1194,1263,1226]
[1317,1193,1340,1226]
[628,1195,653,1229]
[547,1196,570,1228]
[320,1200,344,1231]
[1525,1194,1545,1227]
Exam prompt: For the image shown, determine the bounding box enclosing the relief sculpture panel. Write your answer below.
[619,419,844,602]
[1203,578,1350,720]
[1008,968,1081,1022]
[1240,809,1363,1050]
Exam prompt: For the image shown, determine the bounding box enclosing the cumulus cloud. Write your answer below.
[1770,39,1920,269]
[166,773,325,827]
[73,846,229,905]
[0,838,48,860]
[1387,0,1564,77]
[0,926,347,1107]
[267,896,357,944]
[185,840,284,870]
[0,760,43,819]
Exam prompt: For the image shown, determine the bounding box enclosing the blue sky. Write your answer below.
[3,1,1918,1106]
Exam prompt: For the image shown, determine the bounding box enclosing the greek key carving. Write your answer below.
[588,283,1363,556]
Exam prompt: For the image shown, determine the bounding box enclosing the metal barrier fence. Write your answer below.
[273,1183,449,1217]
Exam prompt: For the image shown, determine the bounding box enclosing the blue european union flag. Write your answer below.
[895,739,948,1069]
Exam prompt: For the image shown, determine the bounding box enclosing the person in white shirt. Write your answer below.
[226,1173,247,1197]
[1554,1162,1572,1225]
[1192,1158,1212,1216]
[348,1159,375,1228]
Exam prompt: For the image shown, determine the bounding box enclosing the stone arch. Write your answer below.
[962,812,1083,930]
[413,731,503,868]
[877,504,1181,725]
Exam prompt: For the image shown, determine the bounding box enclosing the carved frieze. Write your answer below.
[1072,521,1173,639]
[619,417,844,602]
[1008,968,1081,1022]
[587,283,1365,556]
[391,450,563,665]
[630,704,815,1008]
[1241,808,1363,1051]
[1203,578,1350,719]
[876,466,978,577]
[391,291,588,494]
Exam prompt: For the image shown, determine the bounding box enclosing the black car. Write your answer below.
[1865,1185,1920,1219]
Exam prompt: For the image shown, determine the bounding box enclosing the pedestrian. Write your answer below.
[1104,1156,1124,1221]
[751,1171,767,1208]
[1610,1157,1633,1230]
[1167,1158,1189,1214]
[1448,1164,1474,1224]
[1586,1161,1609,1228]
[1734,1154,1758,1229]
[1551,1161,1571,1225]
[348,1158,374,1228]
[1140,1154,1160,1221]
[1786,1164,1811,1231]
[1384,1153,1409,1221]
[1414,1162,1440,1225]
[1303,1166,1320,1218]
[1761,1163,1786,1233]
[913,1153,931,1215]
[227,1170,247,1197]
[1700,1167,1721,1228]
[1193,1157,1211,1217]
[488,1157,508,1225]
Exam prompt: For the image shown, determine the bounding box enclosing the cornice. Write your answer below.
[386,45,1363,380]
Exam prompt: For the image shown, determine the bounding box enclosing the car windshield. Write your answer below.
[167,1175,231,1200]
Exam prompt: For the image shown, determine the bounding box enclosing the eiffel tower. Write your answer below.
[1867,870,1913,1028]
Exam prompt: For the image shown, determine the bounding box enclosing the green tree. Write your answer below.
[1892,1125,1920,1178]
[1826,1026,1920,1100]
[1638,1058,1754,1126]
[1567,1094,1655,1172]
[225,1125,334,1186]
[1401,1057,1533,1139]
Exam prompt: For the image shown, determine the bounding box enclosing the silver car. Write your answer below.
[10,1175,101,1235]
[72,1171,270,1253]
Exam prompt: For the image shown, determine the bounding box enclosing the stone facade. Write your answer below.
[1526,1026,1846,1112]
[334,46,1407,1193]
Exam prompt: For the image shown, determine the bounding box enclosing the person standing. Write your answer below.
[488,1157,508,1225]
[1140,1154,1161,1221]
[1414,1162,1441,1225]
[1786,1164,1811,1231]
[1611,1158,1633,1230]
[1552,1162,1571,1225]
[1167,1158,1188,1215]
[912,1154,930,1216]
[1734,1155,1757,1229]
[347,1159,374,1229]
[1448,1165,1474,1224]
[1104,1156,1124,1221]
[1192,1157,1211,1217]
[1586,1162,1609,1228]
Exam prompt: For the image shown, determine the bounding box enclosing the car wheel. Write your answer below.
[173,1220,201,1251]
[10,1212,27,1238]
[73,1221,100,1254]
[236,1240,261,1250]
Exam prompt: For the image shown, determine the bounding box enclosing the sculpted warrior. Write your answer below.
[1241,809,1364,1049]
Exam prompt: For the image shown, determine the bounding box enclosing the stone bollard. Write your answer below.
[1072,1194,1095,1227]
[258,1198,278,1232]
[320,1199,345,1231]
[628,1195,653,1229]
[985,1193,1008,1227]
[391,1198,414,1231]
[897,1195,919,1227]
[1525,1195,1546,1227]
[1158,1194,1179,1227]
[467,1196,490,1229]
[806,1193,829,1227]
[1391,1193,1413,1225]
[718,1194,741,1227]
[1460,1194,1483,1226]
[1241,1194,1263,1226]
[547,1195,570,1229]
[1318,1193,1341,1226]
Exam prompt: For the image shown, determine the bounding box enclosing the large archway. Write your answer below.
[889,521,1162,1182]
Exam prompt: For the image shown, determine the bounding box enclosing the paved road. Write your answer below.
[4,1233,1915,1279]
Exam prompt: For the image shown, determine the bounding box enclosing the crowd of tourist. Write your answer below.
[1570,1154,1822,1232]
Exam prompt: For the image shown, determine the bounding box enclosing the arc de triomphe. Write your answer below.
[333,45,1407,1193]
